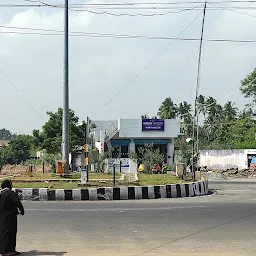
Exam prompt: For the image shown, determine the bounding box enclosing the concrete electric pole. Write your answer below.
[81,117,90,184]
[62,0,69,174]
[192,2,207,181]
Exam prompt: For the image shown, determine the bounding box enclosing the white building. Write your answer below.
[199,149,256,170]
[91,118,180,173]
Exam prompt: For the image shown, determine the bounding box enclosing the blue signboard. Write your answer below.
[142,119,164,131]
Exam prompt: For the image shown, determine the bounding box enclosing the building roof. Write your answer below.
[0,140,9,147]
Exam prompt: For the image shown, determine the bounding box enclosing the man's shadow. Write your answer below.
[22,251,67,256]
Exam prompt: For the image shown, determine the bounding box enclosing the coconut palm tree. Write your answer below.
[178,101,192,117]
[177,101,193,136]
[223,101,238,122]
[196,95,207,117]
[158,97,177,119]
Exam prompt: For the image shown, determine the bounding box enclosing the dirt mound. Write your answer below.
[201,167,256,180]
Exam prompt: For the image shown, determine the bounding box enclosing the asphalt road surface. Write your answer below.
[17,180,256,256]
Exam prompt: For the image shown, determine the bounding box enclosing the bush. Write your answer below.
[131,143,164,173]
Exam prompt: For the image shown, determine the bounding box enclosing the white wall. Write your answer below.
[167,143,174,166]
[199,149,256,170]
[118,119,180,138]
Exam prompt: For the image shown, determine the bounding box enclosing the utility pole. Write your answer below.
[81,116,90,184]
[86,116,90,182]
[62,0,69,174]
[192,2,207,181]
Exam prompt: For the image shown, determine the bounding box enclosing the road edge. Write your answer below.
[14,180,208,201]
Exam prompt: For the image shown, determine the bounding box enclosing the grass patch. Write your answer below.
[71,172,120,180]
[13,181,79,189]
[1,172,120,181]
[138,174,181,186]
[9,173,56,180]
[11,173,181,189]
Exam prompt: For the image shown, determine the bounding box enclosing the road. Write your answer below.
[17,180,256,256]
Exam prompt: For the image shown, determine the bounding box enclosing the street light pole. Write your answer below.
[62,0,69,174]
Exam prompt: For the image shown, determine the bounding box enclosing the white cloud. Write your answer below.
[0,0,256,133]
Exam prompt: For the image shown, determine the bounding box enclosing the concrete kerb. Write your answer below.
[14,180,208,201]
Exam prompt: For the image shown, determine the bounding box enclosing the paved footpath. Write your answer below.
[17,180,256,256]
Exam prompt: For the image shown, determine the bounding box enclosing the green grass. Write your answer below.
[1,172,120,181]
[71,172,120,180]
[11,173,182,189]
[13,181,79,189]
[8,173,56,180]
[138,173,181,186]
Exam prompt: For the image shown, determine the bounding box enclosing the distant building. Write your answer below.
[199,149,256,170]
[0,140,9,147]
[90,118,181,173]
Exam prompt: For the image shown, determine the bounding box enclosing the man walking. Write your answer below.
[0,180,24,256]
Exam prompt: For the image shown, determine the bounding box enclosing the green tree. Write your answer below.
[0,128,16,140]
[177,101,192,136]
[7,135,34,164]
[89,149,108,173]
[240,68,256,103]
[0,146,9,166]
[131,143,164,173]
[223,101,238,122]
[158,97,177,119]
[197,95,207,117]
[34,108,95,154]
[228,115,256,149]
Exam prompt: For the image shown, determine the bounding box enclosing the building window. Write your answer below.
[111,146,129,158]
[121,145,129,158]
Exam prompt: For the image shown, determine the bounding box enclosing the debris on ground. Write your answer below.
[201,167,256,180]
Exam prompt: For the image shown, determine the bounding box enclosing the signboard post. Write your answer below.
[142,119,165,131]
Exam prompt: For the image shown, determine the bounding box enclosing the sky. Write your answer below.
[0,0,256,134]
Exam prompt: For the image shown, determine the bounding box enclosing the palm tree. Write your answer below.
[224,101,238,122]
[177,101,192,117]
[204,104,224,141]
[205,96,217,114]
[197,95,207,117]
[177,101,192,135]
[158,97,177,119]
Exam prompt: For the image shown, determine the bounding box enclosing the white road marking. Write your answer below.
[25,205,208,213]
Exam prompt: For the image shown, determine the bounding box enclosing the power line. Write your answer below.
[91,11,203,118]
[0,68,46,122]
[68,6,204,17]
[6,1,256,8]
[208,3,256,19]
[24,0,206,17]
[3,4,256,9]
[29,1,256,5]
[1,25,256,43]
[20,0,256,7]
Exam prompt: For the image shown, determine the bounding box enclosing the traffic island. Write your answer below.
[14,180,208,201]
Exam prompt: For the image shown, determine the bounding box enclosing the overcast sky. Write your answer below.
[0,0,255,134]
